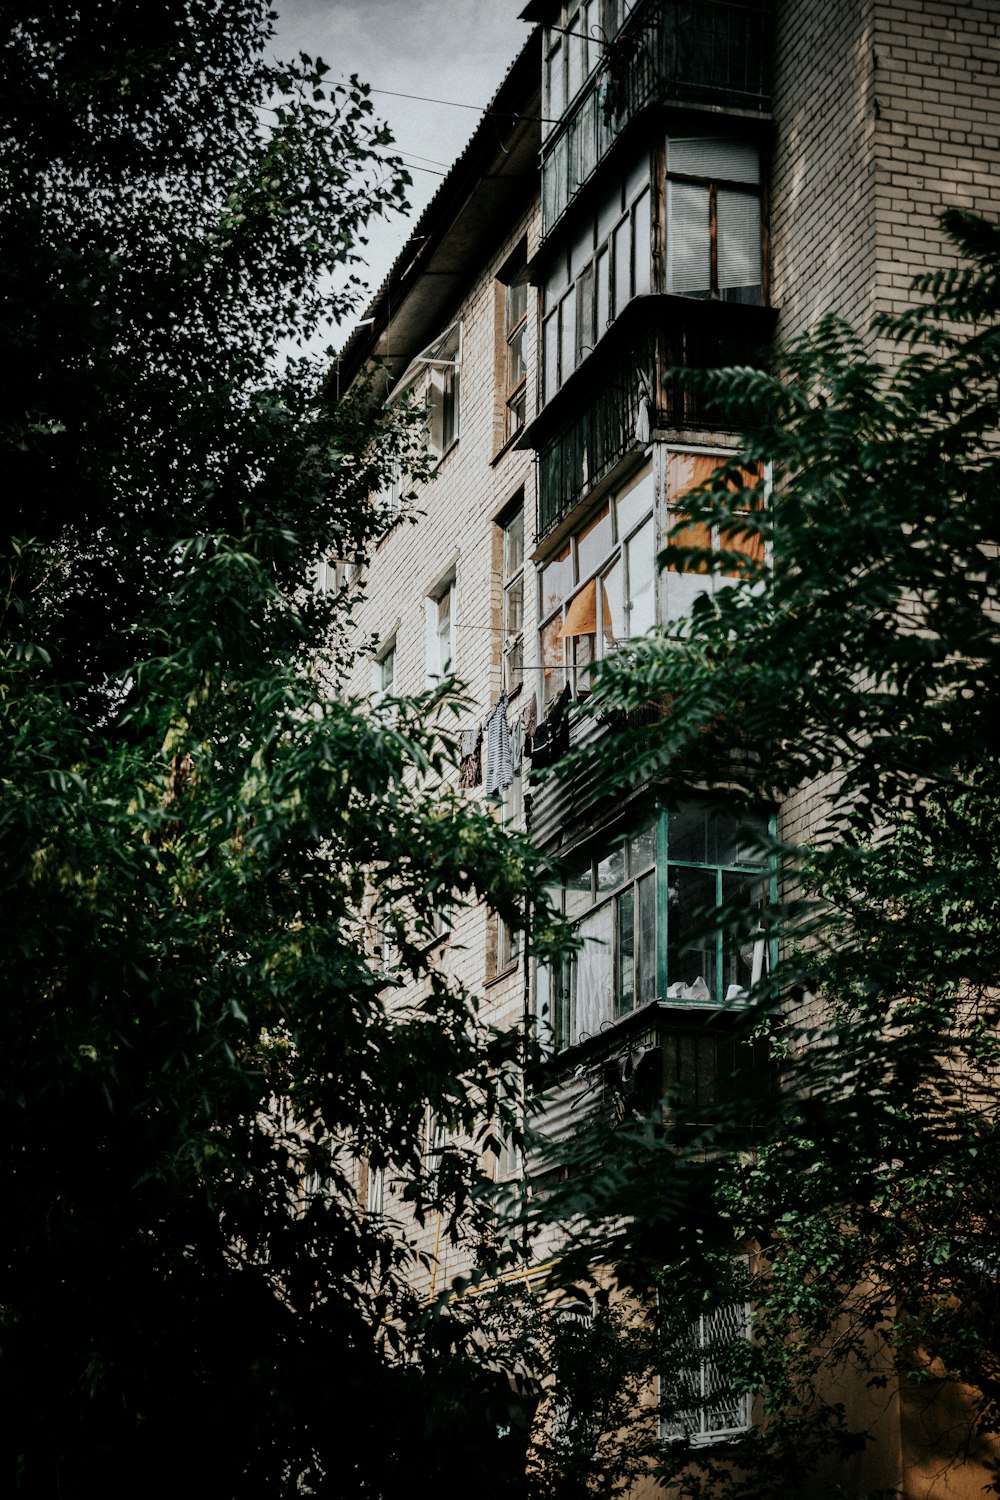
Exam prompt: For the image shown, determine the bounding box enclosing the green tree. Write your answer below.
[531,211,1000,1496]
[0,5,553,1495]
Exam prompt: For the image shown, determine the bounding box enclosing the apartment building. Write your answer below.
[335,2,1000,1493]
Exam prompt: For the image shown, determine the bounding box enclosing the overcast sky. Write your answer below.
[271,1,533,343]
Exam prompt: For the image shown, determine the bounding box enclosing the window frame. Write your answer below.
[501,500,525,692]
[537,802,774,1053]
[426,578,456,684]
[542,155,652,402]
[664,136,763,305]
[659,1296,752,1446]
[388,322,462,462]
[538,461,655,710]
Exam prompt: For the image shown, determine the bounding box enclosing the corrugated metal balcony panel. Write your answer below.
[527,709,611,855]
[525,1004,776,1173]
[541,0,771,239]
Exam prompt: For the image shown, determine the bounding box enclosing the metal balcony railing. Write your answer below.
[541,0,770,238]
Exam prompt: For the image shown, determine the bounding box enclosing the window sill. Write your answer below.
[486,959,521,989]
[491,427,527,467]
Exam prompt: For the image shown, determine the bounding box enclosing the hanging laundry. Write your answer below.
[458,726,482,788]
[484,690,514,796]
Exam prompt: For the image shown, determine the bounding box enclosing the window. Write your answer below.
[542,153,651,402]
[665,451,765,620]
[537,803,770,1051]
[496,768,523,972]
[666,136,762,305]
[367,1163,384,1217]
[501,501,525,691]
[426,579,456,682]
[539,462,654,709]
[660,1298,751,1444]
[542,1,601,137]
[316,555,361,595]
[503,277,528,440]
[371,642,396,707]
[388,323,461,461]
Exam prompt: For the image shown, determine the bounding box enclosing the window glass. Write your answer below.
[616,886,635,1016]
[626,516,655,637]
[616,464,654,538]
[613,216,632,314]
[629,824,656,874]
[572,904,613,1042]
[541,615,566,711]
[595,246,611,338]
[564,856,593,919]
[637,871,657,1004]
[538,463,653,700]
[576,503,612,580]
[601,556,623,646]
[595,843,625,893]
[625,150,649,205]
[667,865,717,994]
[541,545,572,617]
[560,283,577,385]
[633,188,651,296]
[543,315,560,404]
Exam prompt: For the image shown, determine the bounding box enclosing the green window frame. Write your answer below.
[537,801,775,1051]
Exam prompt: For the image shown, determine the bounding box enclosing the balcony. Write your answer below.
[523,295,776,543]
[541,0,771,239]
[527,999,775,1173]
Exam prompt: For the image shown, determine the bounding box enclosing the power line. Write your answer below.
[369,86,559,125]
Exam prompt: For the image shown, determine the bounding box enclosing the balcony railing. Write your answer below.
[529,296,776,543]
[542,0,771,238]
[527,1000,775,1171]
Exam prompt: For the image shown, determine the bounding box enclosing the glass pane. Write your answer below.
[576,262,595,363]
[616,464,654,539]
[567,10,585,102]
[667,865,717,998]
[667,181,710,297]
[637,871,657,1003]
[540,545,571,616]
[507,321,527,392]
[596,843,625,893]
[601,556,623,648]
[718,189,761,302]
[632,188,651,296]
[616,887,635,1017]
[540,614,566,710]
[613,216,631,313]
[667,136,760,185]
[735,807,769,865]
[564,856,593,919]
[573,904,614,1041]
[629,824,656,874]
[504,509,524,578]
[547,39,565,121]
[572,629,596,695]
[597,176,621,245]
[576,504,612,580]
[669,801,711,865]
[543,313,559,403]
[570,214,594,279]
[504,574,523,638]
[560,284,577,383]
[722,872,767,999]
[595,247,610,338]
[506,279,528,333]
[626,149,649,205]
[544,251,569,312]
[626,516,655,638]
